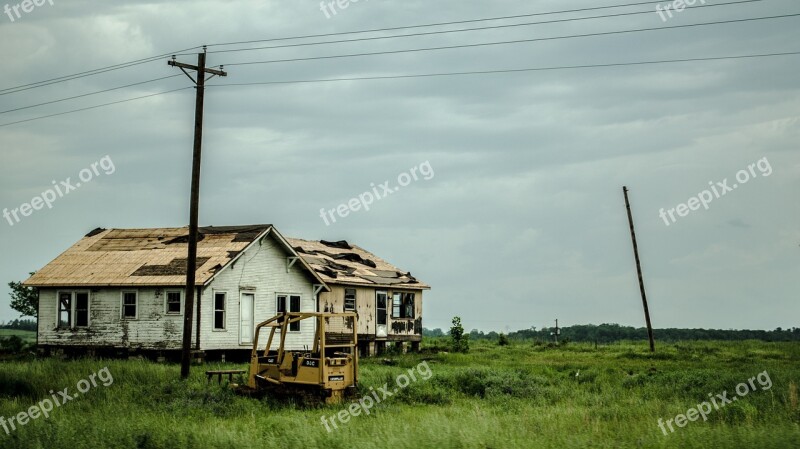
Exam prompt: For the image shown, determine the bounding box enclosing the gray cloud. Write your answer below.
[1,0,798,331]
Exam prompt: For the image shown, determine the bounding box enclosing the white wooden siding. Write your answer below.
[199,233,317,351]
[38,287,185,349]
[37,233,319,351]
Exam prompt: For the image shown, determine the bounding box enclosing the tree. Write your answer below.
[449,316,469,353]
[0,319,37,331]
[498,333,509,346]
[423,328,445,337]
[8,273,38,318]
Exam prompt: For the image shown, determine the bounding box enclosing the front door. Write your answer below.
[376,291,388,338]
[240,293,255,345]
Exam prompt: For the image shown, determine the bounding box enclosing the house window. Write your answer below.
[392,293,401,318]
[277,295,286,313]
[75,293,89,327]
[403,293,415,318]
[58,292,89,328]
[376,291,387,326]
[344,288,356,312]
[58,292,72,329]
[277,294,301,332]
[121,291,137,319]
[392,292,415,319]
[214,292,226,330]
[166,291,182,314]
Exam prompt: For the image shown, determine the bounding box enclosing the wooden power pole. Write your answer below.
[553,319,560,345]
[169,49,227,379]
[622,186,655,353]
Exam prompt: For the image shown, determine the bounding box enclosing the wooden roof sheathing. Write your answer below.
[25,225,272,287]
[285,238,429,290]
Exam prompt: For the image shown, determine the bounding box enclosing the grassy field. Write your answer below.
[0,330,36,344]
[0,340,798,448]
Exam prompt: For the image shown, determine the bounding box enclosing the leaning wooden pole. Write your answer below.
[168,50,227,378]
[181,51,206,379]
[622,186,655,352]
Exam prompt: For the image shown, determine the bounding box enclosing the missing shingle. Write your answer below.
[132,257,211,276]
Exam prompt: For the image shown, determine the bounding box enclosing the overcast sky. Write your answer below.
[0,0,797,332]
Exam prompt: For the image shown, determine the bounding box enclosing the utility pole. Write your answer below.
[622,186,655,352]
[551,319,560,345]
[169,49,227,379]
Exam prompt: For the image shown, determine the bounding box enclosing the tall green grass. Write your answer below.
[0,340,798,448]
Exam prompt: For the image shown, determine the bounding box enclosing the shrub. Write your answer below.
[437,368,549,399]
[0,335,25,354]
[392,382,451,405]
[450,316,469,353]
[498,333,509,346]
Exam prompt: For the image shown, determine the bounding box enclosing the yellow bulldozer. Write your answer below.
[236,312,359,404]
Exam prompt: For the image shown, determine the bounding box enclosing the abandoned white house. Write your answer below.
[24,225,428,358]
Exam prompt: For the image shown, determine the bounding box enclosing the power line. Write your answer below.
[0,75,183,115]
[221,13,800,67]
[1,4,781,122]
[0,56,160,95]
[208,51,800,87]
[0,46,202,97]
[0,87,192,128]
[0,0,774,96]
[2,50,796,128]
[201,0,766,56]
[2,2,768,114]
[203,0,770,50]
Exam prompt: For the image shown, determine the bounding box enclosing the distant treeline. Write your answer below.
[0,319,37,331]
[423,323,800,342]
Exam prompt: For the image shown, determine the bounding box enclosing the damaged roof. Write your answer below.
[25,225,285,287]
[285,238,429,290]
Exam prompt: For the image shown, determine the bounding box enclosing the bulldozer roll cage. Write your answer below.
[243,312,359,404]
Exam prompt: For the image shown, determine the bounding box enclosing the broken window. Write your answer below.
[344,288,356,312]
[58,293,72,329]
[166,291,182,314]
[392,292,415,319]
[122,291,137,319]
[58,292,89,328]
[277,294,301,331]
[403,293,415,319]
[214,292,226,330]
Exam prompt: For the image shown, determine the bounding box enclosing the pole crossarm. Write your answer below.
[167,60,228,78]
